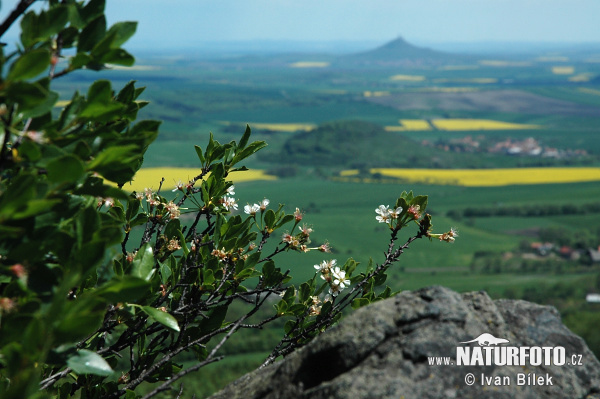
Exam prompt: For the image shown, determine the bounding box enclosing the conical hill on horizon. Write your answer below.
[337,36,474,66]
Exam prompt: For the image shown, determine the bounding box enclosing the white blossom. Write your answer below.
[222,196,238,211]
[259,198,269,210]
[244,203,260,215]
[375,205,391,223]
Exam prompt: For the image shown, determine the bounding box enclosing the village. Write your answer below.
[422,135,589,159]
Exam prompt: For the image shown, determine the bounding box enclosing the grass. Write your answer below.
[230,177,600,284]
[396,270,596,298]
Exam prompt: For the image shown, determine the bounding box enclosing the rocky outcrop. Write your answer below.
[209,286,600,399]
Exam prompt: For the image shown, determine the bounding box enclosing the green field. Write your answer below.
[54,43,600,397]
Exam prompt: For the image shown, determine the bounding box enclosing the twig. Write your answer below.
[0,0,35,38]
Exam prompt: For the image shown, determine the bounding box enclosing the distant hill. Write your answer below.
[270,120,474,170]
[337,36,473,67]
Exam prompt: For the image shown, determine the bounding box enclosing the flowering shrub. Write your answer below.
[0,1,456,398]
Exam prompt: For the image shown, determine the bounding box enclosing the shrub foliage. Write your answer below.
[0,2,455,398]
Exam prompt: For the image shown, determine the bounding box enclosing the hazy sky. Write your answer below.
[1,0,600,49]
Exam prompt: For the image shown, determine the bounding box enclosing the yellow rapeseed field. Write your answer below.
[363,91,390,97]
[385,119,432,131]
[551,66,575,75]
[289,62,330,68]
[478,60,532,67]
[431,119,539,131]
[579,88,600,96]
[390,74,426,82]
[568,74,591,82]
[432,78,498,84]
[438,65,479,71]
[536,56,569,62]
[120,168,276,192]
[341,168,600,187]
[223,122,316,132]
[54,100,71,107]
[419,87,479,93]
[107,64,161,71]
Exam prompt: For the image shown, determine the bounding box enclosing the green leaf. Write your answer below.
[54,297,105,343]
[18,140,42,162]
[299,282,312,303]
[129,213,148,227]
[11,199,61,220]
[60,26,79,49]
[199,305,227,334]
[87,79,111,102]
[78,15,106,52]
[231,140,267,165]
[116,80,137,103]
[21,6,69,46]
[202,269,215,285]
[77,241,106,273]
[343,258,358,276]
[87,145,140,184]
[164,219,181,239]
[0,174,35,219]
[395,197,409,216]
[411,195,428,214]
[238,125,251,150]
[282,285,295,302]
[288,304,306,316]
[21,89,59,118]
[67,350,114,376]
[73,176,128,199]
[94,276,150,302]
[70,52,92,69]
[263,209,275,229]
[47,155,85,184]
[6,81,53,115]
[101,48,135,66]
[78,0,106,26]
[373,272,387,287]
[284,319,295,334]
[159,260,172,285]
[194,145,206,164]
[177,230,189,256]
[141,306,180,332]
[10,51,49,82]
[80,80,126,121]
[317,301,333,321]
[275,214,294,229]
[352,298,370,309]
[19,11,37,47]
[131,243,155,281]
[104,21,137,48]
[275,300,287,314]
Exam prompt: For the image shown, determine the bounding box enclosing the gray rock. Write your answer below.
[209,286,600,399]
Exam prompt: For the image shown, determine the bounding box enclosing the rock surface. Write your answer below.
[209,286,600,399]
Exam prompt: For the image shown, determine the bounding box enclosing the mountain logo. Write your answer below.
[460,333,510,346]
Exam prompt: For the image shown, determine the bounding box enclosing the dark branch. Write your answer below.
[0,0,35,39]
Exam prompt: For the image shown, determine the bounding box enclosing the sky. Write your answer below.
[1,0,600,51]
